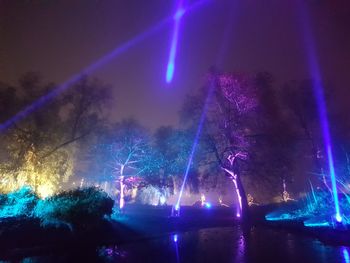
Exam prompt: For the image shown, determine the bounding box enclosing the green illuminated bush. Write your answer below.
[34,187,114,228]
[0,187,39,218]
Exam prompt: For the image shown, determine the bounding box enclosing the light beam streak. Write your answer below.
[297,0,341,222]
[0,0,210,132]
[166,0,185,84]
[174,0,238,213]
[175,81,215,209]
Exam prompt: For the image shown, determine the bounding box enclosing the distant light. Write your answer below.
[174,8,185,20]
[236,212,241,218]
[175,204,180,211]
[335,213,342,223]
[173,234,178,242]
[165,3,184,84]
[160,196,166,205]
[166,63,175,83]
[205,202,212,209]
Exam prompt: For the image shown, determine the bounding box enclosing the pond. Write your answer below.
[17,226,350,263]
[108,226,348,263]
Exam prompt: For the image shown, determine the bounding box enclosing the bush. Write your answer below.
[34,187,114,228]
[0,187,39,218]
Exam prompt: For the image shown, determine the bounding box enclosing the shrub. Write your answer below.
[34,187,114,228]
[0,187,39,218]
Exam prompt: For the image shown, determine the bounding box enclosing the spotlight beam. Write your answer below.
[166,0,185,84]
[0,19,168,131]
[175,81,215,209]
[0,0,210,132]
[174,1,237,212]
[297,0,341,222]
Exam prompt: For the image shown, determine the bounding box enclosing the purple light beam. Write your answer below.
[297,0,341,222]
[174,0,238,212]
[175,80,215,209]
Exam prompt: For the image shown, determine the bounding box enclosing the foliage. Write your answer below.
[154,126,203,193]
[0,73,111,197]
[266,189,350,226]
[0,187,39,218]
[34,187,114,228]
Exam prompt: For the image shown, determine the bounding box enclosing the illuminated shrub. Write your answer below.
[0,187,39,218]
[266,190,350,225]
[34,187,114,228]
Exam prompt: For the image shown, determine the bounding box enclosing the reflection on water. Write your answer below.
[343,247,350,263]
[3,227,350,263]
[114,227,348,263]
[172,234,180,263]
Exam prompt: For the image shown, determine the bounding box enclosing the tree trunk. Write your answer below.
[222,167,249,221]
[119,164,125,209]
[119,176,125,209]
[236,173,249,221]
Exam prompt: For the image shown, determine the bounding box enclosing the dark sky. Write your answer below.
[1,0,349,130]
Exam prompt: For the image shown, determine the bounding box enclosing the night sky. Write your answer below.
[1,0,349,130]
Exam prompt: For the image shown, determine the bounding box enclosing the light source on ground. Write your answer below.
[173,234,178,242]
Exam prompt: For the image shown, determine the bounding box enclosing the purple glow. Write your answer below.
[166,1,184,83]
[174,8,186,20]
[297,0,341,221]
[233,177,242,217]
[223,165,243,219]
[174,234,180,263]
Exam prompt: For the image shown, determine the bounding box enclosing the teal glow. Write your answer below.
[265,212,294,221]
[166,1,184,83]
[303,221,329,228]
[0,187,38,218]
[343,247,350,263]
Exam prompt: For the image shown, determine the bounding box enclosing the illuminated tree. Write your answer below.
[91,120,161,208]
[0,73,111,197]
[181,70,296,218]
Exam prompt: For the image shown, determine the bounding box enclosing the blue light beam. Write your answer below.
[174,0,237,211]
[297,0,341,222]
[175,81,215,209]
[166,1,185,83]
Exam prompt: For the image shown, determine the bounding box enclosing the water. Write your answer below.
[7,227,349,262]
[109,227,347,263]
